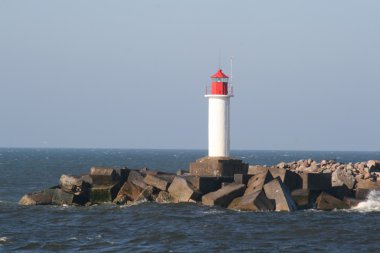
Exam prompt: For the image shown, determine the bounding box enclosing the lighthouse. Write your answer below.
[206,69,232,157]
[189,66,247,177]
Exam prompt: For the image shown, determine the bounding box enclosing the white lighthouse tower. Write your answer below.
[206,69,233,157]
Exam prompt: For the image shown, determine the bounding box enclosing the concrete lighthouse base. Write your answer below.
[189,156,248,177]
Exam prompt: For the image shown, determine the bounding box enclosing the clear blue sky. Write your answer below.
[1,1,380,151]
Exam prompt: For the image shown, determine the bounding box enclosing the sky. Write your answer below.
[1,0,380,151]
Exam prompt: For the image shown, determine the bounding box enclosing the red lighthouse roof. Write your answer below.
[211,69,229,78]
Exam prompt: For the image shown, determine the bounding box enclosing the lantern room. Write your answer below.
[211,69,229,95]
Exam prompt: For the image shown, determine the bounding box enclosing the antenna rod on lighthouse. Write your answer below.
[229,57,233,85]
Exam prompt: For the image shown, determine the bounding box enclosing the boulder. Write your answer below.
[236,190,275,211]
[331,168,355,189]
[244,169,273,195]
[316,192,349,210]
[269,167,302,191]
[202,183,246,208]
[168,177,201,203]
[156,191,175,203]
[143,174,170,191]
[263,178,297,212]
[90,182,120,204]
[19,192,52,205]
[367,160,380,172]
[300,172,332,190]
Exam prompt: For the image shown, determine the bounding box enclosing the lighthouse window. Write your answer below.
[212,78,228,82]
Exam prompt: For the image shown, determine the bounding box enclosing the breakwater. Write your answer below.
[19,158,380,211]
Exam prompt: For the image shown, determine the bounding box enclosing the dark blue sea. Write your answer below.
[1,148,380,252]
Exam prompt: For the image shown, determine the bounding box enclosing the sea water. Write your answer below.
[1,148,380,252]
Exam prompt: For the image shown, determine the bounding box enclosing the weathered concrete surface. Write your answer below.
[184,175,222,194]
[127,171,148,189]
[227,197,243,210]
[90,183,120,204]
[168,177,201,203]
[52,189,75,205]
[143,174,170,191]
[247,165,270,176]
[356,179,380,199]
[263,178,297,212]
[234,174,251,185]
[291,189,310,208]
[300,172,332,190]
[19,192,52,205]
[90,167,118,183]
[236,190,275,211]
[202,183,246,208]
[59,174,88,195]
[316,192,349,210]
[113,181,145,204]
[367,160,380,172]
[244,170,273,195]
[343,197,362,208]
[269,167,302,191]
[190,156,248,177]
[156,191,175,203]
[134,185,154,202]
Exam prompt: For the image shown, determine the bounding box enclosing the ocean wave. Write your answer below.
[351,190,380,212]
[0,237,9,243]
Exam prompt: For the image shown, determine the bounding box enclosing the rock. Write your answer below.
[263,178,297,212]
[277,162,287,169]
[321,160,327,166]
[368,160,380,172]
[90,167,118,184]
[19,192,52,205]
[90,182,120,204]
[184,175,224,194]
[202,183,246,208]
[316,192,349,210]
[291,189,310,208]
[168,177,201,203]
[300,172,332,190]
[143,174,170,191]
[244,169,273,195]
[247,165,269,175]
[332,168,355,189]
[127,170,148,189]
[234,174,251,185]
[156,191,175,203]
[236,190,275,211]
[113,181,145,204]
[269,167,302,191]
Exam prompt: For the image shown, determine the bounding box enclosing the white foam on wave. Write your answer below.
[351,190,380,212]
[0,237,9,243]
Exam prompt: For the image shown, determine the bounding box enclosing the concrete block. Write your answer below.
[190,156,248,177]
[19,192,52,205]
[90,167,118,184]
[247,165,269,176]
[202,183,246,208]
[227,197,243,210]
[59,174,88,195]
[264,178,297,212]
[127,170,148,189]
[156,191,175,203]
[183,175,222,194]
[113,181,145,204]
[269,167,302,191]
[143,174,170,191]
[343,197,362,208]
[236,190,275,211]
[234,174,251,185]
[52,189,74,205]
[356,179,380,199]
[244,170,273,195]
[300,172,332,190]
[316,192,349,210]
[291,189,310,208]
[168,177,201,203]
[90,182,120,203]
